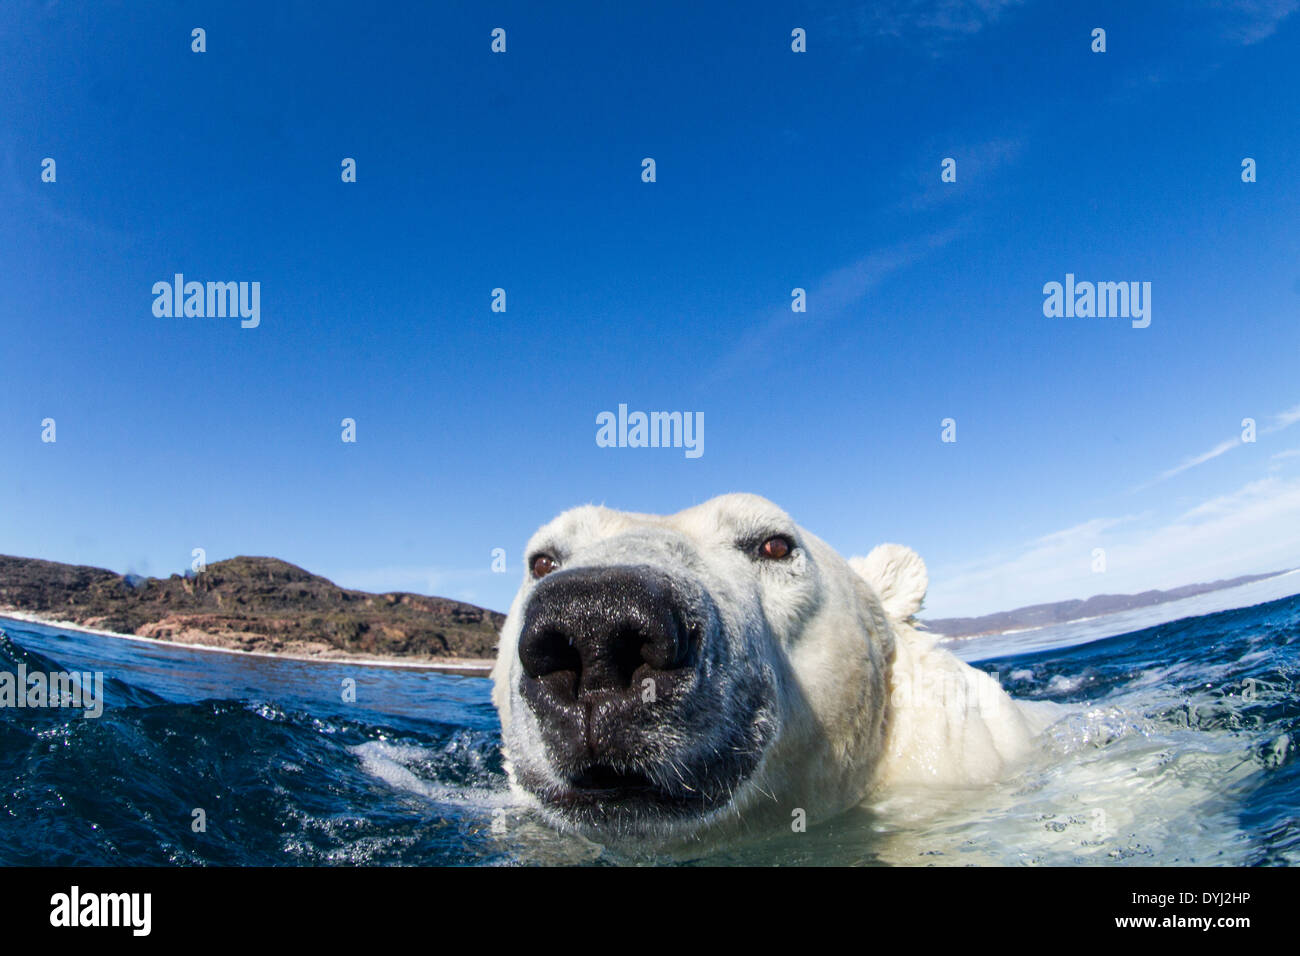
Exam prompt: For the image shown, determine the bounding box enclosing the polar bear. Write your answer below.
[491,493,1049,847]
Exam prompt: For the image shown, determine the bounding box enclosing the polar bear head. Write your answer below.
[491,492,928,847]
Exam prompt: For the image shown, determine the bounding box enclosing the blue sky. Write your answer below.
[2,0,1299,618]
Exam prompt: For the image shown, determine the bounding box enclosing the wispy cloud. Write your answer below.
[902,136,1024,210]
[1268,404,1300,431]
[1145,437,1242,487]
[924,513,1143,617]
[1132,401,1300,491]
[1212,0,1300,44]
[853,0,1026,48]
[1100,1,1300,99]
[701,227,961,387]
[927,472,1300,617]
[1029,515,1138,548]
[1,146,137,245]
[854,0,1298,60]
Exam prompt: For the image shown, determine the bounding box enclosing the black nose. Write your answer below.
[518,565,696,699]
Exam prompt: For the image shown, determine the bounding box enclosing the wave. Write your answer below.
[0,588,1297,865]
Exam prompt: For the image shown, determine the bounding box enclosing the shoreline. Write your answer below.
[0,608,497,677]
[929,568,1300,642]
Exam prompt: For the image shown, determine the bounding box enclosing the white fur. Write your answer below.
[492,493,1046,845]
[850,544,928,621]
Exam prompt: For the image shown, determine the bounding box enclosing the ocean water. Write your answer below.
[1,573,1298,866]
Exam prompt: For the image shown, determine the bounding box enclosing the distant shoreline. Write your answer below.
[0,609,496,677]
[930,568,1300,644]
[920,569,1295,639]
[0,553,505,674]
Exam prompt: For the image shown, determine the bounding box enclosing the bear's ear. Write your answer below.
[848,544,928,621]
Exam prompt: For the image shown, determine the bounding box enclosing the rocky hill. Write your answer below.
[0,554,504,664]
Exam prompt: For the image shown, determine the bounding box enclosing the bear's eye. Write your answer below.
[530,553,560,579]
[758,535,794,560]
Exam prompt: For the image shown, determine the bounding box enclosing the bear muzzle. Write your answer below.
[514,564,730,810]
[518,565,701,736]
